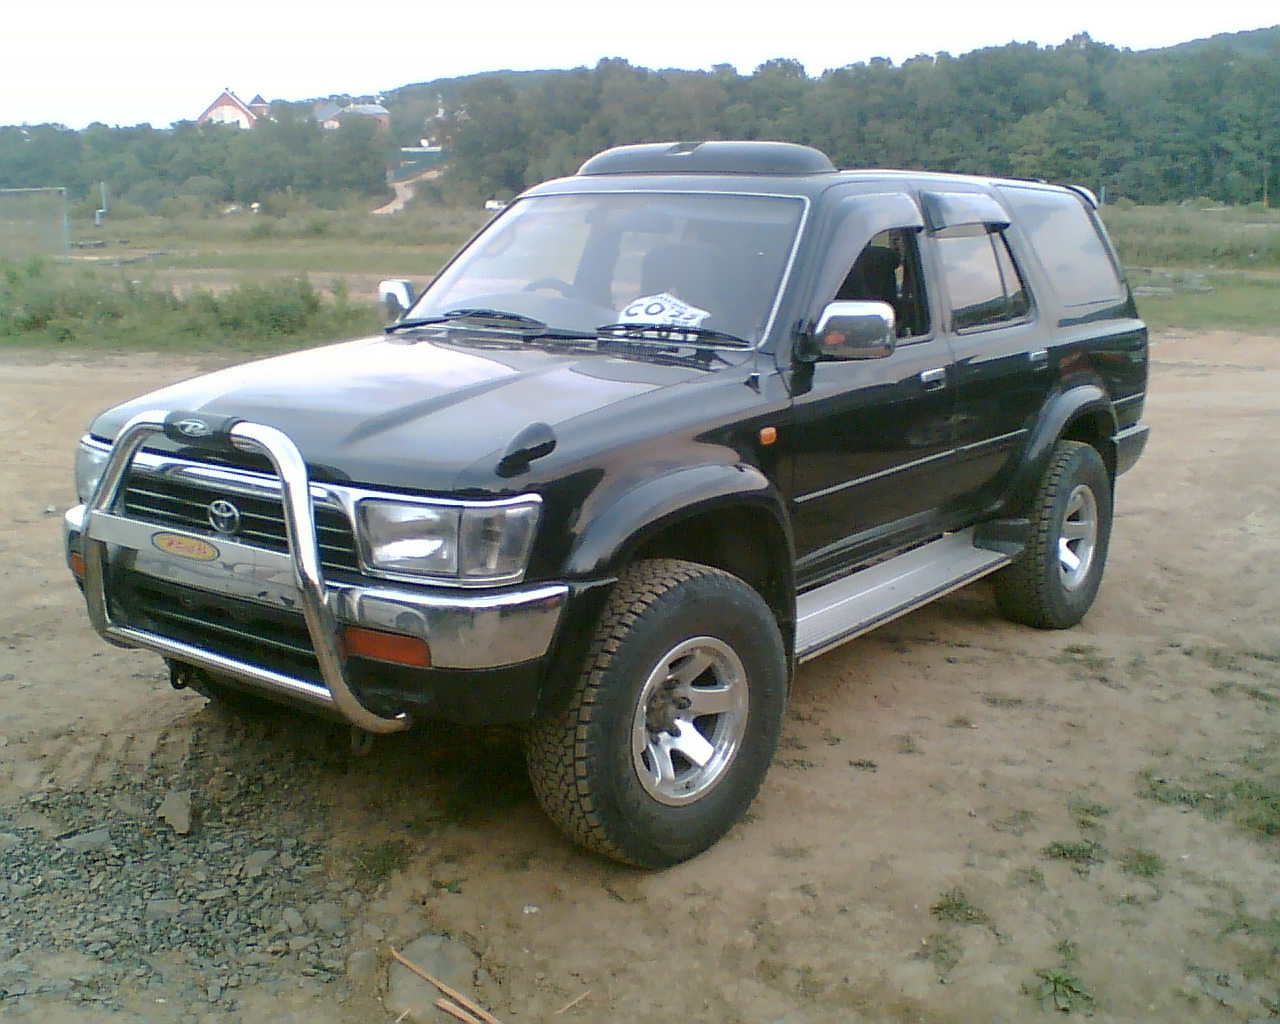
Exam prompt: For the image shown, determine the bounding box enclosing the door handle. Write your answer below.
[920,368,947,391]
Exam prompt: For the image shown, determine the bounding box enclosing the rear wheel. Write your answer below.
[994,440,1112,629]
[526,559,787,867]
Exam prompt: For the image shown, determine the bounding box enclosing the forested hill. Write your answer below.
[1,26,1276,213]
[392,27,1279,206]
[1157,24,1279,58]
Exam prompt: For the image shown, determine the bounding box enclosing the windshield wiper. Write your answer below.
[388,310,749,352]
[387,309,598,349]
[386,308,549,333]
[595,323,752,349]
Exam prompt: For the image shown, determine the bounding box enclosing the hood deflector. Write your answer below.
[497,421,557,478]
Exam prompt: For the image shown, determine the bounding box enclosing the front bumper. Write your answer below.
[66,412,568,732]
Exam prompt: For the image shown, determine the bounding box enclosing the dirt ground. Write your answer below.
[1,330,1277,1023]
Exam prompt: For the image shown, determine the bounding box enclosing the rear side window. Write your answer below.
[935,226,1031,332]
[998,185,1124,307]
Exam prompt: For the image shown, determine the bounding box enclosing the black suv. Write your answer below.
[65,141,1148,866]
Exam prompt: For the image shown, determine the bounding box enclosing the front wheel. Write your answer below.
[526,559,787,867]
[994,440,1113,629]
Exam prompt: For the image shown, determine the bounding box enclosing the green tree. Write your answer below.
[1008,94,1114,189]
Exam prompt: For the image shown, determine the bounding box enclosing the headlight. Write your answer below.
[358,496,541,585]
[74,439,112,503]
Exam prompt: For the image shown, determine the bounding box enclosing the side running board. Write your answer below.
[796,529,1012,663]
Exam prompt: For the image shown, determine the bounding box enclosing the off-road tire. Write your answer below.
[525,559,787,867]
[994,440,1113,629]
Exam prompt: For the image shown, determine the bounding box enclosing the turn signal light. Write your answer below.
[69,551,85,580]
[342,626,431,668]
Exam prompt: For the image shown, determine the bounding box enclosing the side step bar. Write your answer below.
[796,529,1011,663]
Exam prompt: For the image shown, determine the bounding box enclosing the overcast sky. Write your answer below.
[1,0,1276,129]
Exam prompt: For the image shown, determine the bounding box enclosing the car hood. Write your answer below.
[88,334,748,492]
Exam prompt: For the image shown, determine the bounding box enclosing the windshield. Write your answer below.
[408,191,805,346]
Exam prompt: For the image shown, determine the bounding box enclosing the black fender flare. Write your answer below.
[564,461,794,584]
[1002,384,1117,514]
[532,463,795,719]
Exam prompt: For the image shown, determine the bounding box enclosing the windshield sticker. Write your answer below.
[618,293,710,329]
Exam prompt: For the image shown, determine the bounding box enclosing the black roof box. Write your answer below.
[577,140,836,177]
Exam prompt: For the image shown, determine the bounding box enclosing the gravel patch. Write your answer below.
[0,712,368,1018]
[0,788,355,1015]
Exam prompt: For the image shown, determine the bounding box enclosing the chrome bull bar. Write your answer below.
[81,410,411,734]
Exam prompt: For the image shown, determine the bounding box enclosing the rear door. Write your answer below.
[919,190,1055,510]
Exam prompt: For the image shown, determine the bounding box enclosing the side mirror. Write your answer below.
[812,300,896,360]
[378,279,415,324]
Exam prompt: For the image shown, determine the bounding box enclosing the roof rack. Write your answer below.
[577,140,836,177]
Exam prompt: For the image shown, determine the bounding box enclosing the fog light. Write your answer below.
[342,626,431,668]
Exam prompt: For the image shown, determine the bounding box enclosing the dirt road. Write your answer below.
[1,331,1276,1023]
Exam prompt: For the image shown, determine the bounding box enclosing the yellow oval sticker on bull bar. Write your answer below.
[151,533,220,562]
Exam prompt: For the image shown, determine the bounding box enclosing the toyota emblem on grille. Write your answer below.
[208,499,242,536]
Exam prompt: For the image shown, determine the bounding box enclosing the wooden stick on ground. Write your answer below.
[555,989,591,1015]
[434,996,485,1024]
[389,946,505,1024]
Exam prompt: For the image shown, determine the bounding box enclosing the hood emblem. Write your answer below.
[208,499,242,536]
[174,418,213,438]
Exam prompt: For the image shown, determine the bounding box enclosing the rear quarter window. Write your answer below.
[998,185,1124,307]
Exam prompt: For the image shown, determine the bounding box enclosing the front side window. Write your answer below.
[936,226,1032,332]
[834,228,931,340]
[411,192,806,344]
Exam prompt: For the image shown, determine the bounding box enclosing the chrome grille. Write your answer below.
[121,469,360,573]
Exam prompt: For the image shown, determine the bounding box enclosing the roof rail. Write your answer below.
[1065,184,1101,209]
[578,140,836,177]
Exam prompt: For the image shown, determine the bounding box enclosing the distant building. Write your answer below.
[313,100,391,130]
[340,103,391,128]
[197,89,269,129]
[312,102,343,128]
[195,90,391,131]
